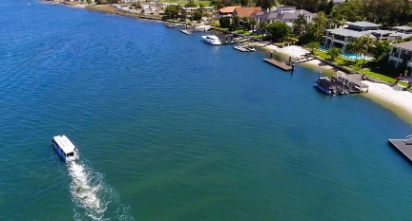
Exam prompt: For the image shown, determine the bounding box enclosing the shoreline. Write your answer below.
[257,44,412,125]
[44,1,412,126]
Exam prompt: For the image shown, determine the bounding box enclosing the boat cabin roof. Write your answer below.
[53,135,76,153]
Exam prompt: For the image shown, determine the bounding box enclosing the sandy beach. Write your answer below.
[260,44,412,124]
[263,45,342,73]
[362,81,412,124]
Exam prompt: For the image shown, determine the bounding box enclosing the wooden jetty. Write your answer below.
[263,59,293,71]
[388,139,412,163]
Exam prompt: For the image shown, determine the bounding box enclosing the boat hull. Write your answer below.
[203,40,221,45]
[314,84,331,95]
[53,142,67,162]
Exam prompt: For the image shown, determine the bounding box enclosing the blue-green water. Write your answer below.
[1,1,412,220]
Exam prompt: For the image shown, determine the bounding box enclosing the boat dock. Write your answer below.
[314,74,369,96]
[263,59,293,71]
[388,139,412,163]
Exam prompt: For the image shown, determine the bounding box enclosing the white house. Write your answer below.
[388,41,412,70]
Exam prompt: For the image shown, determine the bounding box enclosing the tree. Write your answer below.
[266,21,290,42]
[329,0,363,22]
[186,0,196,7]
[310,12,328,39]
[165,5,181,19]
[86,0,92,6]
[250,19,257,33]
[361,35,373,65]
[258,0,275,11]
[80,0,85,4]
[306,42,320,55]
[211,0,225,9]
[292,14,307,36]
[345,37,365,62]
[219,17,231,28]
[232,16,240,28]
[327,47,343,61]
[241,17,249,29]
[371,40,392,61]
[258,21,267,39]
[326,0,334,15]
[192,4,204,20]
[240,0,249,6]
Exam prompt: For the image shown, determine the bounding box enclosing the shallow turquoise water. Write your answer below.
[1,1,412,221]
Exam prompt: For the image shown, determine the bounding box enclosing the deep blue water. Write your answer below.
[1,1,412,221]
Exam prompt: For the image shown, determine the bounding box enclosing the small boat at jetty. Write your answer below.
[202,35,222,45]
[234,46,255,52]
[52,135,79,162]
[314,77,337,96]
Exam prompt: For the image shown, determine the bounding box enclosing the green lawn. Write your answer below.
[160,1,211,6]
[313,49,408,86]
[315,50,368,66]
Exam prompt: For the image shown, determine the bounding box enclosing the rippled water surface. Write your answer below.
[1,1,412,220]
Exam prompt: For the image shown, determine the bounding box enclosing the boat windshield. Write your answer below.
[67,152,74,157]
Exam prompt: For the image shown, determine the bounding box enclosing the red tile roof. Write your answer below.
[218,6,240,13]
[234,7,263,18]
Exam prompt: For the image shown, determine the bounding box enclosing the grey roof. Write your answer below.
[326,28,377,38]
[389,33,412,38]
[348,21,380,28]
[255,8,314,21]
[393,26,412,31]
[371,30,396,35]
[393,41,412,51]
[334,0,347,3]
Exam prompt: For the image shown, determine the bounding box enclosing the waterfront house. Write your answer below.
[233,7,262,18]
[252,6,314,28]
[217,6,240,17]
[322,21,379,50]
[392,26,412,34]
[347,21,380,31]
[388,41,412,71]
[181,6,214,17]
[370,30,397,41]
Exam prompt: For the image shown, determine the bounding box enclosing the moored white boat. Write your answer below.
[202,35,222,45]
[52,135,79,162]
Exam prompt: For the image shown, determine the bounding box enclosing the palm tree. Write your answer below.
[327,47,343,62]
[306,42,320,55]
[258,21,267,39]
[346,38,364,63]
[361,34,373,65]
[250,19,257,34]
[293,14,307,35]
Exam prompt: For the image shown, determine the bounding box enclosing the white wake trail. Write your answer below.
[67,161,108,220]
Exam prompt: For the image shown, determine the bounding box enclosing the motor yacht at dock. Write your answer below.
[52,135,79,162]
[202,35,222,45]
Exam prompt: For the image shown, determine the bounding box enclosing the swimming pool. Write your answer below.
[319,46,362,59]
